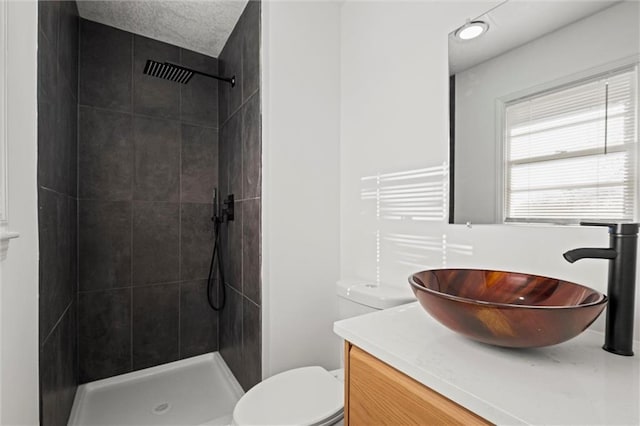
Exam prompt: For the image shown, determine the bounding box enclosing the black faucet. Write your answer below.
[563,222,639,356]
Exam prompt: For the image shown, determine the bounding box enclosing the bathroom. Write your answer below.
[0,0,638,425]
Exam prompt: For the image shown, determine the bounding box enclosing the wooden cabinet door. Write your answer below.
[345,343,491,425]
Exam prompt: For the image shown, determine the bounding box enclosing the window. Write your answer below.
[503,66,638,223]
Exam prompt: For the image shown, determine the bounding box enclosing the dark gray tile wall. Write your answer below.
[78,108,133,200]
[37,1,79,425]
[132,284,180,370]
[182,125,219,203]
[181,50,220,126]
[79,20,132,112]
[78,289,131,380]
[78,200,131,291]
[180,280,219,358]
[78,20,220,383]
[132,36,180,119]
[132,201,180,285]
[218,0,262,392]
[133,117,180,202]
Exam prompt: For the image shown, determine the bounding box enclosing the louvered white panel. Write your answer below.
[504,67,637,223]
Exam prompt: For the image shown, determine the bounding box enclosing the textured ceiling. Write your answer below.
[77,1,249,57]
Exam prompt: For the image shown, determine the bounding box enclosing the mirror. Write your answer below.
[449,1,639,224]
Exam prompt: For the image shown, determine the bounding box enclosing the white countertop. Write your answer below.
[333,302,640,425]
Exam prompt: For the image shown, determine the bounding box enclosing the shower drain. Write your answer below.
[152,402,171,415]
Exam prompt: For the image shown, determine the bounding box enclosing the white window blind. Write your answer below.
[504,66,638,223]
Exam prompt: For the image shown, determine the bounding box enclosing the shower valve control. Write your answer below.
[222,194,234,222]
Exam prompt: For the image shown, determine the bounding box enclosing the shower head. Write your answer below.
[143,60,194,84]
[143,59,236,87]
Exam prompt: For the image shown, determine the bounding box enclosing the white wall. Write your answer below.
[340,0,640,341]
[454,1,640,223]
[0,1,40,424]
[261,0,640,378]
[261,1,342,377]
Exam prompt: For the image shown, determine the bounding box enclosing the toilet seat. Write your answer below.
[232,366,343,426]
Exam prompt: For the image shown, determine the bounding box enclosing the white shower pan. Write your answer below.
[68,352,244,426]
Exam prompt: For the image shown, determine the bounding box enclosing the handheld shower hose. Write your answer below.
[207,216,225,311]
[207,189,233,311]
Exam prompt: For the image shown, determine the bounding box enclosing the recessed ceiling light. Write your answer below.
[455,20,489,41]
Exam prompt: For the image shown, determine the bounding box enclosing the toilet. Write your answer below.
[232,280,415,426]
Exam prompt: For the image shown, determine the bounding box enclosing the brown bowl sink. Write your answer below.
[409,269,607,348]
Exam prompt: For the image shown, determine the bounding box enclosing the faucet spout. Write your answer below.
[563,247,617,263]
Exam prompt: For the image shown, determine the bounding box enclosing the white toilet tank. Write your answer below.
[336,279,415,320]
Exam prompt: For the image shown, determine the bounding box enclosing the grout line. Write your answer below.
[75,198,179,203]
[75,15,81,387]
[240,290,245,377]
[130,32,135,371]
[216,276,221,352]
[78,285,137,294]
[76,102,219,131]
[74,197,247,204]
[178,109,183,360]
[38,22,53,48]
[75,291,79,381]
[240,25,244,105]
[215,56,221,354]
[39,185,68,197]
[179,48,183,124]
[240,102,245,297]
[131,279,196,290]
[76,16,82,384]
[178,128,183,283]
[77,280,198,295]
[178,281,182,360]
[244,293,261,309]
[219,87,259,129]
[75,198,80,382]
[235,196,261,202]
[215,59,220,131]
[224,282,242,297]
[41,300,74,348]
[130,205,133,372]
[130,33,135,114]
[130,286,133,372]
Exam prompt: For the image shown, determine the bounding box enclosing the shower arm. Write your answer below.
[166,62,235,87]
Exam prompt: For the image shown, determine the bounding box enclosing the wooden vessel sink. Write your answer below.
[409,269,607,348]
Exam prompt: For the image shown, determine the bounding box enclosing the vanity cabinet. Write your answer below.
[344,342,492,425]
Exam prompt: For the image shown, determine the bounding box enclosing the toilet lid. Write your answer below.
[233,366,343,426]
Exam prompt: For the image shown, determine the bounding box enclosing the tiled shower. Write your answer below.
[36,1,261,424]
[77,18,221,381]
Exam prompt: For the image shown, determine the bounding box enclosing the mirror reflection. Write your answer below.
[449,1,639,224]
